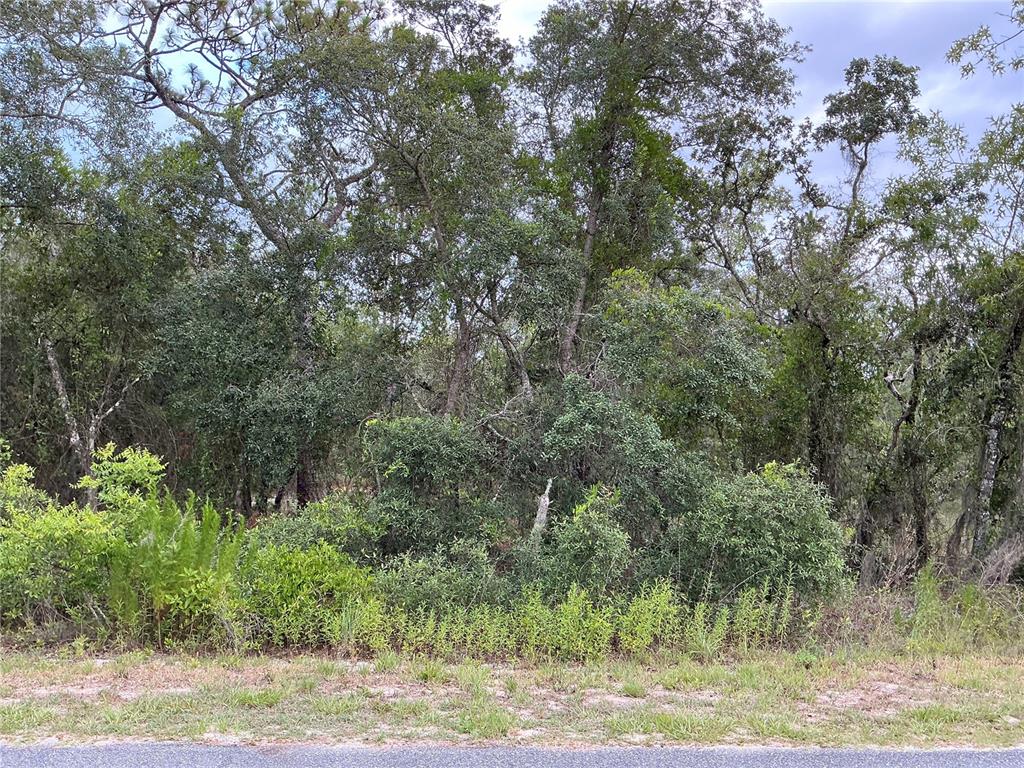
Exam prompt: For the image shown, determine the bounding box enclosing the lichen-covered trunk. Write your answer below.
[42,337,97,509]
[971,301,1024,558]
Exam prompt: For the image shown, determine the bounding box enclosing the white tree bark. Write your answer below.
[531,478,554,538]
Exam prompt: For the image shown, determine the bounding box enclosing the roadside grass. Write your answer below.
[0,648,1021,747]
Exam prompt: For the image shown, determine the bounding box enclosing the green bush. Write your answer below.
[651,463,847,601]
[9,445,1015,663]
[377,539,511,612]
[0,501,119,629]
[241,542,374,647]
[78,444,166,520]
[906,566,1018,655]
[0,461,50,520]
[551,584,616,660]
[618,580,680,654]
[730,582,783,652]
[251,492,382,559]
[507,585,614,661]
[541,375,710,538]
[682,601,731,661]
[363,416,505,553]
[537,485,631,598]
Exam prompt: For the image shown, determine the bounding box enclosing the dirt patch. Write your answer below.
[801,666,941,722]
[582,692,646,709]
[3,681,196,704]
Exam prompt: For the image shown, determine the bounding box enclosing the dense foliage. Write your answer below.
[1,0,1023,653]
[3,447,1022,659]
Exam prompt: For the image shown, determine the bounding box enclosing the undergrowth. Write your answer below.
[2,447,1022,661]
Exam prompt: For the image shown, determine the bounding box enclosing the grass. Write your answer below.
[227,688,288,709]
[311,692,363,717]
[455,703,517,739]
[411,656,449,685]
[0,648,1021,747]
[620,680,647,698]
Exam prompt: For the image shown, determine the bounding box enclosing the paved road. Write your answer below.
[2,744,1022,767]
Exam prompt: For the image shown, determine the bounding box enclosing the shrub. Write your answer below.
[551,584,615,661]
[362,416,507,553]
[541,375,710,537]
[251,493,382,559]
[241,542,374,647]
[730,582,782,652]
[78,444,165,520]
[467,604,515,658]
[513,587,555,661]
[353,596,392,654]
[0,460,49,520]
[906,566,1018,655]
[618,580,680,654]
[0,502,119,629]
[682,601,731,661]
[541,485,630,598]
[652,463,847,601]
[378,539,511,612]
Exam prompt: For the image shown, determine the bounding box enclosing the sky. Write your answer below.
[493,0,1024,185]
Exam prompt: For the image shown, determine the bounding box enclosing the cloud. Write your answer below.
[494,1,548,43]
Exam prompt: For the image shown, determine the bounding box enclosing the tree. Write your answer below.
[0,137,198,503]
[945,8,1024,568]
[3,0,386,504]
[521,0,799,374]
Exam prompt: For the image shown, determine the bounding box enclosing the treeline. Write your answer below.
[1,0,1023,599]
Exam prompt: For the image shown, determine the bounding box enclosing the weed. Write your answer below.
[621,680,647,698]
[455,702,517,739]
[312,693,363,718]
[0,703,56,734]
[227,688,286,708]
[374,649,401,673]
[413,656,449,685]
[454,662,490,697]
[683,602,730,661]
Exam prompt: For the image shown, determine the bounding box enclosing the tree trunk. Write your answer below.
[806,328,842,502]
[293,289,321,507]
[295,450,318,508]
[907,436,929,574]
[42,338,97,508]
[531,478,554,538]
[234,465,252,518]
[558,192,601,374]
[971,301,1024,558]
[443,308,475,416]
[945,483,974,572]
[855,494,880,587]
[900,343,929,575]
[972,411,1005,556]
[493,326,533,401]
